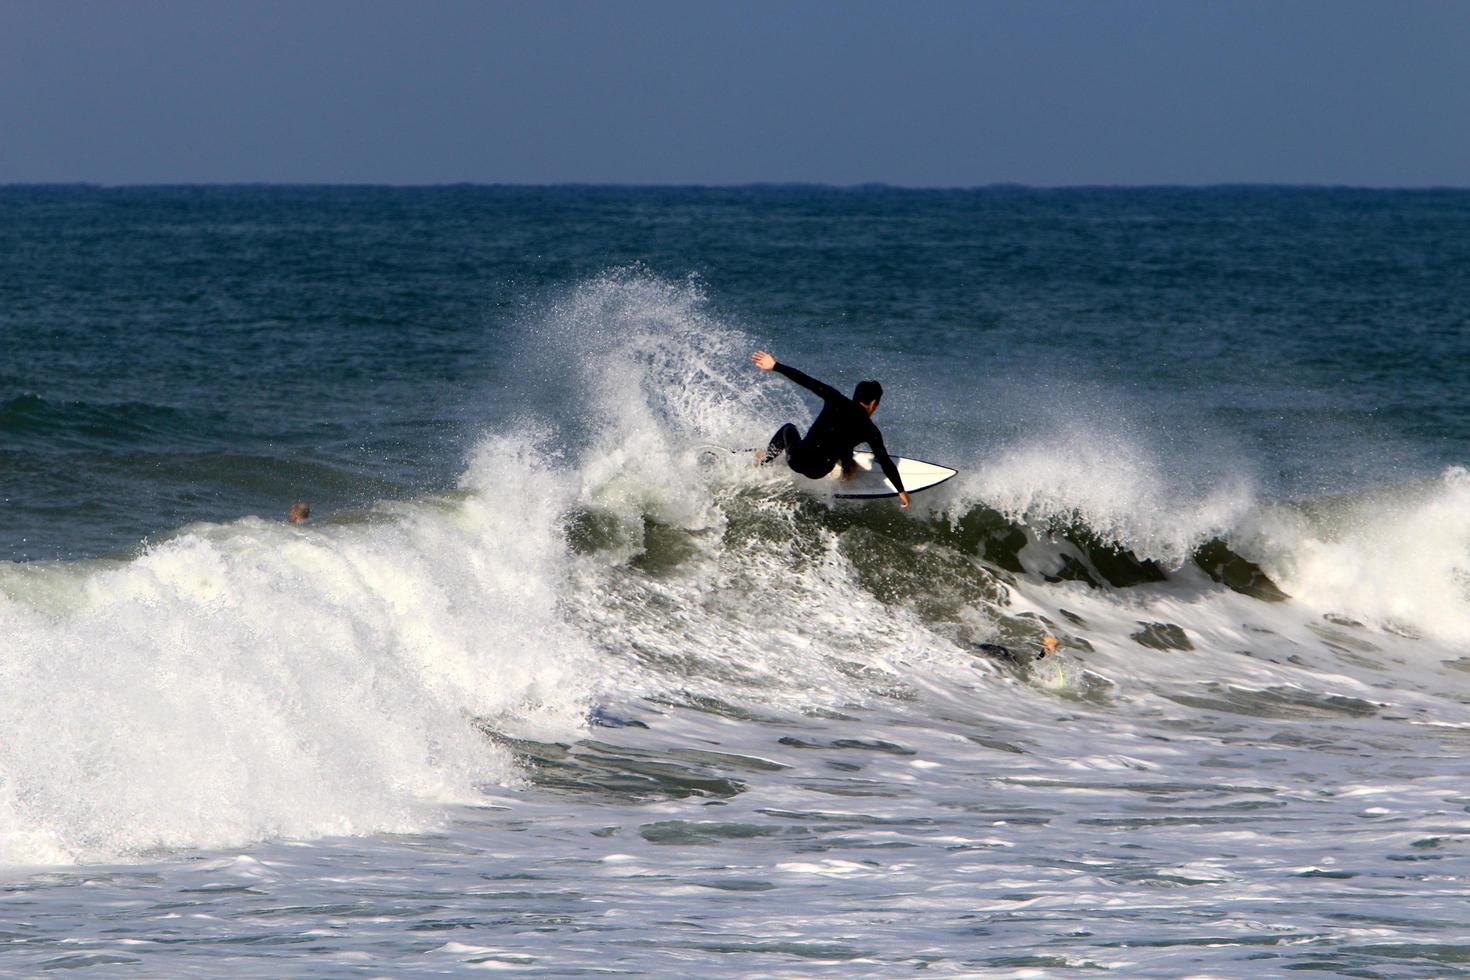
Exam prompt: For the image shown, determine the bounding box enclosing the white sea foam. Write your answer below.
[1245,465,1470,644]
[0,432,596,864]
[947,421,1256,567]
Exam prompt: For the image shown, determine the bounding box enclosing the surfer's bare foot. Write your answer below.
[1040,634,1058,658]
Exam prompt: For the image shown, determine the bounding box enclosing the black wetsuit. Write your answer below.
[763,362,905,493]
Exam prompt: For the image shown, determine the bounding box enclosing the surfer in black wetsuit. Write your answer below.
[751,350,910,509]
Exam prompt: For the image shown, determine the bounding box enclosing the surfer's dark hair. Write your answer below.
[853,380,883,405]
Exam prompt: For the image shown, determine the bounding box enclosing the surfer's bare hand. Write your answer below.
[751,351,776,371]
[898,491,910,510]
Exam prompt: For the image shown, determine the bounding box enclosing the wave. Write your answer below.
[541,270,1470,655]
[0,432,596,865]
[4,270,1467,866]
[1242,466,1470,643]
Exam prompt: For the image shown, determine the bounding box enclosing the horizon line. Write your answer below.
[4,180,1469,193]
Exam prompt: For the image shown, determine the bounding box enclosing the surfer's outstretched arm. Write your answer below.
[866,431,911,509]
[751,351,842,403]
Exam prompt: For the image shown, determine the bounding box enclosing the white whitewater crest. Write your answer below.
[1247,465,1470,644]
[0,431,598,865]
[948,420,1257,566]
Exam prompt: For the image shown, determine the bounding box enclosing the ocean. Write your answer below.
[2,185,1469,976]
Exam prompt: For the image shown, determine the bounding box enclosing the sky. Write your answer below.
[2,0,1467,187]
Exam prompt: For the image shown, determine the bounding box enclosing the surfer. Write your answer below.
[977,633,1060,664]
[287,500,311,523]
[751,350,910,509]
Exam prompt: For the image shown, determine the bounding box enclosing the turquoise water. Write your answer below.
[3,186,1470,975]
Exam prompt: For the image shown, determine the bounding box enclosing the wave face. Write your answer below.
[6,268,1468,867]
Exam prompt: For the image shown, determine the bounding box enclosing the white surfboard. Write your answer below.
[829,449,957,498]
[700,446,957,499]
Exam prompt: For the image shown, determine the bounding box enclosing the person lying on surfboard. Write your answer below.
[978,633,1060,664]
[751,350,910,509]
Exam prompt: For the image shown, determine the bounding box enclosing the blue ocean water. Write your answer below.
[2,186,1470,975]
[5,186,1467,560]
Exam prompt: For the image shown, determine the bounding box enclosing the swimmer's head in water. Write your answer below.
[288,500,311,523]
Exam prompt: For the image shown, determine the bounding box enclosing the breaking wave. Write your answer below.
[3,270,1466,866]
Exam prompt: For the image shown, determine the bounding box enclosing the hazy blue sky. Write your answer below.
[2,0,1466,186]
